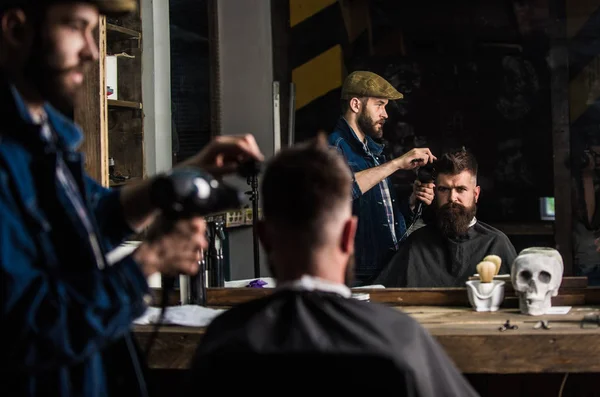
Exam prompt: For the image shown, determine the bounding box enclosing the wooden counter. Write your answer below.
[137,281,600,397]
[135,305,600,374]
[135,278,600,374]
[401,305,600,373]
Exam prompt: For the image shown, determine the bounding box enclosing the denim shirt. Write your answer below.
[0,79,150,397]
[328,117,413,285]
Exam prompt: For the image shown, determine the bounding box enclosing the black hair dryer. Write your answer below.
[149,166,247,306]
[150,167,245,220]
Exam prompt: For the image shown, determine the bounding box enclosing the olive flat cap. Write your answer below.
[341,70,403,100]
[0,0,137,16]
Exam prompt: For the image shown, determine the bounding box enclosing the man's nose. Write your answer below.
[450,190,459,202]
[82,31,99,62]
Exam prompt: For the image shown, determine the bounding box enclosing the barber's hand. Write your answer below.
[183,134,264,176]
[394,148,437,170]
[410,180,436,209]
[133,217,208,277]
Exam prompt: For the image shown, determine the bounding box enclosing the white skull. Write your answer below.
[510,247,564,316]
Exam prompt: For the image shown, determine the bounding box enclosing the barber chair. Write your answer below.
[184,352,410,393]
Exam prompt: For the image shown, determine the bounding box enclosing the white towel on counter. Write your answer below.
[353,284,386,289]
[133,305,226,327]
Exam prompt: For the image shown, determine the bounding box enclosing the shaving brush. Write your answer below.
[477,261,496,295]
[483,255,502,276]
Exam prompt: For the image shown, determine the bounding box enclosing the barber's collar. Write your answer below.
[469,217,477,227]
[276,275,352,298]
[5,82,84,151]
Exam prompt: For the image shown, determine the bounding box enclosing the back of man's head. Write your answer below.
[435,148,478,180]
[261,134,352,242]
[260,135,356,281]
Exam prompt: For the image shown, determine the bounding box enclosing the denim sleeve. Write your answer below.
[331,141,363,199]
[0,196,150,371]
[350,174,363,200]
[85,176,136,249]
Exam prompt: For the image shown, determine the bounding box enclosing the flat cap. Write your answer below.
[0,0,137,16]
[341,70,403,100]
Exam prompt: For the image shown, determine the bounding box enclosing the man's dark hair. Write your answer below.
[261,134,352,247]
[435,148,478,178]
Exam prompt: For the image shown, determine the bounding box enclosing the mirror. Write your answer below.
[259,0,564,289]
[169,1,600,292]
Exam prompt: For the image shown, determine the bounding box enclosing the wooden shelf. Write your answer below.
[109,176,142,188]
[107,23,141,39]
[76,2,145,189]
[108,99,142,109]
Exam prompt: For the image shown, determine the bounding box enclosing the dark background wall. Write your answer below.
[169,0,211,164]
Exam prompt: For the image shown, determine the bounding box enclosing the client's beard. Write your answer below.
[436,202,477,239]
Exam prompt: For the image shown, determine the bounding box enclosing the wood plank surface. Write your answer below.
[106,23,141,39]
[107,99,142,109]
[200,282,593,308]
[136,325,204,369]
[152,277,589,307]
[75,16,108,186]
[134,304,600,373]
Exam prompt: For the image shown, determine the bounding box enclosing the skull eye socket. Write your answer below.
[518,270,532,283]
[539,271,552,284]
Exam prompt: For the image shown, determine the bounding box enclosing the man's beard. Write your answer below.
[357,109,384,140]
[436,202,477,239]
[22,30,86,114]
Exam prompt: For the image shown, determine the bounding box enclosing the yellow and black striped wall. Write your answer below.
[289,0,371,142]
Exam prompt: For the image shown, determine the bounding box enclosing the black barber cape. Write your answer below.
[185,287,479,396]
[375,221,517,288]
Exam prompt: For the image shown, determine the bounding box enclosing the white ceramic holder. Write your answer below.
[465,280,505,312]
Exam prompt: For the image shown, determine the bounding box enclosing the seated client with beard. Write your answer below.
[374,148,517,288]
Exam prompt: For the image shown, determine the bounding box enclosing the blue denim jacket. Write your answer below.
[0,80,150,396]
[328,117,413,285]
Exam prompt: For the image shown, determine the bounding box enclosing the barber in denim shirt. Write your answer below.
[0,1,264,396]
[328,71,436,286]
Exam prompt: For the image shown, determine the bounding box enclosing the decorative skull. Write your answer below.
[510,247,564,316]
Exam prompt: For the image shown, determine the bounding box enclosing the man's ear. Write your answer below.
[349,97,363,114]
[257,220,271,253]
[1,9,32,48]
[474,185,481,203]
[341,216,358,254]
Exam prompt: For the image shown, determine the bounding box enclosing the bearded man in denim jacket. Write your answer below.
[0,1,263,396]
[328,71,436,286]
